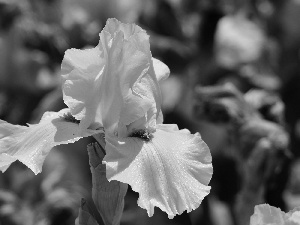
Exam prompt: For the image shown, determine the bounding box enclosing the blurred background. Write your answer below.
[1,0,300,224]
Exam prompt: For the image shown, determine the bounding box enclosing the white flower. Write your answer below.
[250,204,300,225]
[215,14,265,69]
[62,18,213,218]
[0,18,213,218]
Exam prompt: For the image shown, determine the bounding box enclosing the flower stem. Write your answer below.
[87,141,128,225]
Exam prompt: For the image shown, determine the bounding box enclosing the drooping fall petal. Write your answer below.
[103,124,213,218]
[0,109,99,174]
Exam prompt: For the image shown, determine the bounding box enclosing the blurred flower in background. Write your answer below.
[250,204,300,225]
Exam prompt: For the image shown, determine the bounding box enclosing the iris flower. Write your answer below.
[250,204,300,225]
[0,18,213,218]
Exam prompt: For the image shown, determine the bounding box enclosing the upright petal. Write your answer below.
[0,109,100,174]
[62,19,169,137]
[103,124,213,218]
[98,24,152,134]
[62,46,105,131]
[99,20,169,135]
[152,58,170,83]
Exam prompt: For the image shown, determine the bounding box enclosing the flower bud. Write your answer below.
[76,198,99,225]
[87,142,128,225]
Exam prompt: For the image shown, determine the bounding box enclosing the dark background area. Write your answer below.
[1,0,300,224]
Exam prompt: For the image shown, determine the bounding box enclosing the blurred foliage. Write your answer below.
[0,158,80,225]
[1,0,300,224]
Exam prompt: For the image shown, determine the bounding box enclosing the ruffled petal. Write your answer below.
[152,58,170,82]
[103,124,213,218]
[250,204,300,225]
[62,46,105,130]
[62,18,168,137]
[287,209,300,224]
[98,23,152,134]
[99,18,165,135]
[250,204,285,225]
[0,109,100,174]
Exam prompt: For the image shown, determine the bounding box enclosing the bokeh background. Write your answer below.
[1,0,300,224]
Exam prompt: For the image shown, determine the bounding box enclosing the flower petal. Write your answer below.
[99,18,165,135]
[250,204,300,225]
[0,109,99,174]
[250,204,285,225]
[103,124,213,218]
[62,19,168,137]
[99,23,152,134]
[62,46,105,130]
[287,209,300,224]
[152,58,170,82]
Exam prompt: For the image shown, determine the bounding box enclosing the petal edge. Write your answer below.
[104,125,213,218]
